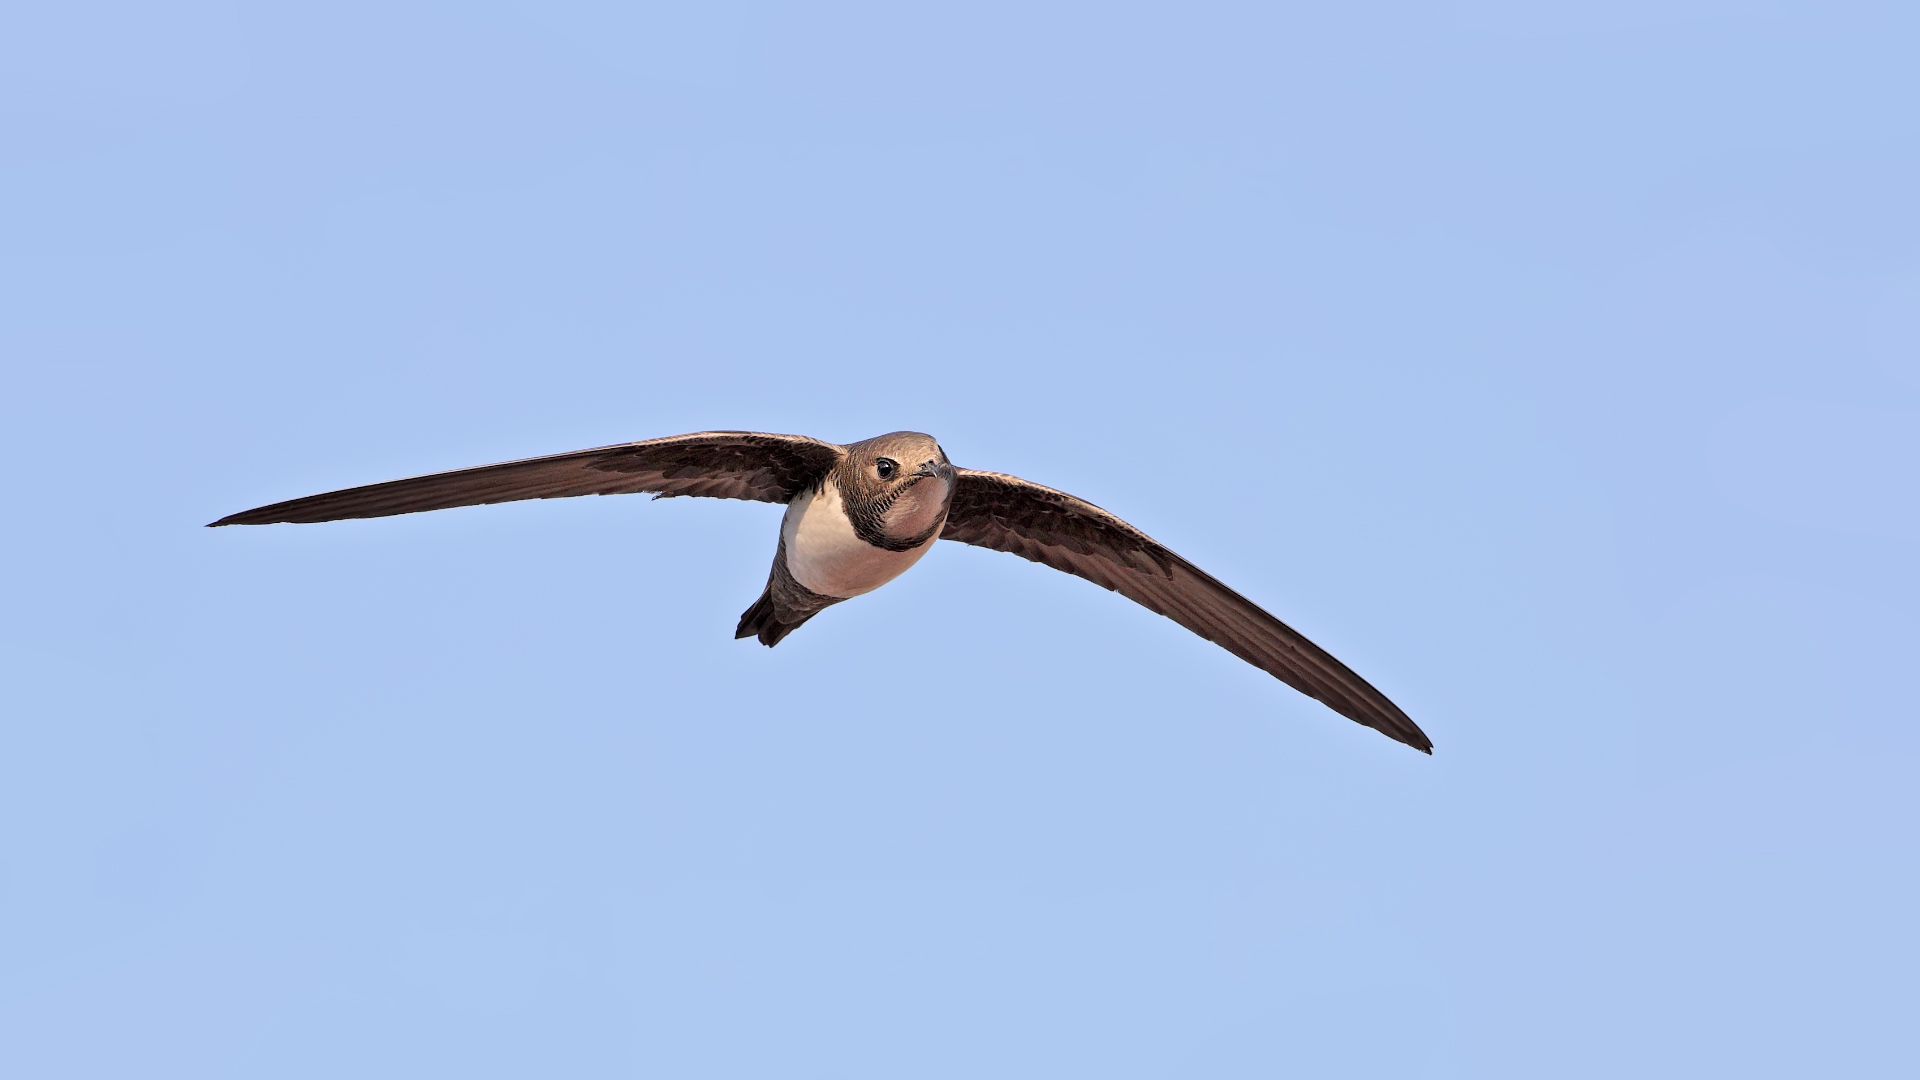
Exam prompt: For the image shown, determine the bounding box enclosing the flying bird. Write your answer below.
[210,431,1430,752]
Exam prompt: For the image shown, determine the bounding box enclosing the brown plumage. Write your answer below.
[211,430,1430,753]
[734,536,842,646]
[941,469,1429,753]
[206,432,842,524]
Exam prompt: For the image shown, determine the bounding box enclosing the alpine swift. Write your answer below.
[210,431,1431,752]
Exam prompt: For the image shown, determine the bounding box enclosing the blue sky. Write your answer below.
[3,3,1916,1076]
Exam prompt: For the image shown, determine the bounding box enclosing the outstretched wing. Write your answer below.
[941,468,1430,753]
[209,431,843,526]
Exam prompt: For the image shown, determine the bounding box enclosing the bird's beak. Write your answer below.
[913,459,955,483]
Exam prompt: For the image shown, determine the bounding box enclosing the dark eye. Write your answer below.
[875,458,898,480]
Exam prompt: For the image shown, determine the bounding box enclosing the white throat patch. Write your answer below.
[781,481,940,599]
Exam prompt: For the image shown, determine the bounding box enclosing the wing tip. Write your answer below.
[1378,715,1433,754]
[207,511,267,527]
[1392,722,1434,755]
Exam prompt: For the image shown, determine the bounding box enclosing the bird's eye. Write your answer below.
[876,458,898,480]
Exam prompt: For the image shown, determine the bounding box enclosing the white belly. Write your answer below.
[781,482,937,598]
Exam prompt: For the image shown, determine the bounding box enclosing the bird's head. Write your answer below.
[840,431,955,549]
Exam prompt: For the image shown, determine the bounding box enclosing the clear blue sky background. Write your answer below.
[3,3,1916,1076]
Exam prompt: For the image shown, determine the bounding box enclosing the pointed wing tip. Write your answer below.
[1344,704,1430,754]
[1392,725,1434,755]
[1322,694,1431,754]
[1386,720,1433,754]
[207,512,265,527]
[209,503,310,526]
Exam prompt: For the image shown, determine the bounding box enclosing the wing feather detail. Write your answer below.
[941,468,1430,753]
[209,431,843,526]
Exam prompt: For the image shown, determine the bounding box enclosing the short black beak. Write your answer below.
[913,459,954,482]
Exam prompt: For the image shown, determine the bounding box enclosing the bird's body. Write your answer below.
[744,432,953,644]
[780,438,951,599]
[783,480,933,597]
[212,430,1431,753]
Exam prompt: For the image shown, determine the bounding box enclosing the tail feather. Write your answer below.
[735,588,812,647]
[737,538,841,647]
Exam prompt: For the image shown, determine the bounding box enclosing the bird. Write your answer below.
[210,430,1430,752]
